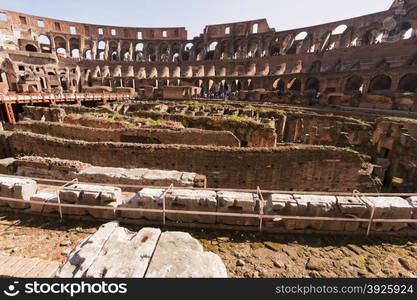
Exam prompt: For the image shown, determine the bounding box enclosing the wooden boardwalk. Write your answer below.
[0,255,60,278]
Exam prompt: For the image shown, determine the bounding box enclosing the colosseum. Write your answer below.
[0,0,416,279]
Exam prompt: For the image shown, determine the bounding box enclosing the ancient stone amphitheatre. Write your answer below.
[0,0,417,278]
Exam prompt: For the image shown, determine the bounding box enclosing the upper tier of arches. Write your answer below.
[1,1,417,63]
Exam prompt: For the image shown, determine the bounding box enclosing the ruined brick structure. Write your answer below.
[0,1,416,194]
[0,1,416,116]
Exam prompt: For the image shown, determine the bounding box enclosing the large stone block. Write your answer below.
[121,188,165,221]
[57,223,226,278]
[145,232,227,278]
[30,193,59,214]
[165,189,217,224]
[56,222,120,278]
[292,195,337,230]
[217,191,260,226]
[264,194,298,230]
[361,197,412,232]
[84,227,161,278]
[336,196,368,231]
[59,184,122,219]
[0,176,37,209]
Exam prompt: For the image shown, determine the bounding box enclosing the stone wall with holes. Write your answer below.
[5,131,376,192]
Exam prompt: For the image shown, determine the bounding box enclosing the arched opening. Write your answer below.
[71,49,80,58]
[231,80,242,92]
[60,77,68,91]
[38,35,51,53]
[85,50,92,60]
[182,43,193,61]
[56,48,66,57]
[147,44,156,62]
[398,73,417,92]
[205,41,218,60]
[305,77,320,92]
[69,38,80,59]
[295,32,308,41]
[345,75,364,93]
[272,79,285,92]
[288,78,301,92]
[25,44,37,52]
[159,43,170,62]
[247,38,259,58]
[332,24,347,35]
[97,41,106,60]
[368,75,392,92]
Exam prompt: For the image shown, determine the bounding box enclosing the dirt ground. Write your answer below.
[0,212,416,278]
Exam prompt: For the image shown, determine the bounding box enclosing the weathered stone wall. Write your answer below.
[6,131,374,191]
[127,110,277,147]
[10,121,240,147]
[373,118,417,192]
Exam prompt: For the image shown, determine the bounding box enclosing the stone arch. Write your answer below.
[398,73,417,92]
[25,44,38,52]
[272,78,285,92]
[206,41,218,60]
[182,43,194,61]
[159,43,170,62]
[288,78,302,92]
[247,37,260,58]
[69,38,80,58]
[344,75,364,93]
[368,74,392,92]
[38,35,51,53]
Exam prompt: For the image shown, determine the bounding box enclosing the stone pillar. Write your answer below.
[155,45,160,62]
[79,37,86,58]
[92,40,97,60]
[104,40,110,60]
[65,39,71,57]
[49,33,56,52]
[117,41,122,61]
[129,42,134,61]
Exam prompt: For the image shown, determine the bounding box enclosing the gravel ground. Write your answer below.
[0,212,416,278]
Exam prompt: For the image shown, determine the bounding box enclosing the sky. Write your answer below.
[0,0,394,38]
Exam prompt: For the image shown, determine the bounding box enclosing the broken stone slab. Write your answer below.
[292,195,337,230]
[336,196,368,232]
[406,197,417,230]
[56,222,119,278]
[121,188,165,221]
[165,189,217,224]
[145,232,227,278]
[264,194,298,230]
[0,176,37,209]
[84,227,161,278]
[30,193,59,214]
[361,197,413,232]
[217,191,260,226]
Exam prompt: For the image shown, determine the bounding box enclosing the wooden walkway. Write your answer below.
[0,255,60,278]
